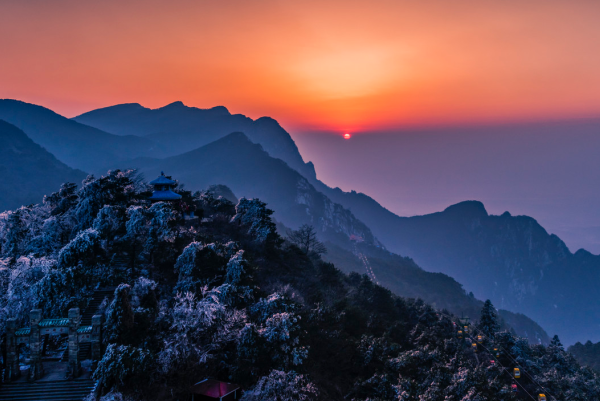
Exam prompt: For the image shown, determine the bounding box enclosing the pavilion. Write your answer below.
[148,172,182,202]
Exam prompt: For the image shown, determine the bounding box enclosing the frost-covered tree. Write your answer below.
[54,228,102,299]
[131,277,158,310]
[158,290,246,375]
[93,205,125,239]
[0,256,56,332]
[75,170,142,232]
[478,299,500,339]
[260,312,308,369]
[124,205,149,265]
[58,228,101,269]
[144,202,178,264]
[1,208,28,258]
[45,182,78,216]
[93,344,152,391]
[241,370,319,401]
[231,198,278,244]
[225,250,248,285]
[175,242,222,293]
[105,284,135,344]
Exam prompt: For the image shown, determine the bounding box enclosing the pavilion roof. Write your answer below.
[190,379,240,398]
[150,173,176,186]
[149,190,182,201]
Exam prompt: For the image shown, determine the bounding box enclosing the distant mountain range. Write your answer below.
[3,98,598,344]
[0,99,163,172]
[73,101,317,181]
[0,119,86,211]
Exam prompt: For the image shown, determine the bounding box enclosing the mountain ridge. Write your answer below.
[0,99,164,172]
[73,101,317,181]
[0,119,87,211]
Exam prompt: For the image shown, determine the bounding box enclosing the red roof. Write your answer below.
[191,379,240,398]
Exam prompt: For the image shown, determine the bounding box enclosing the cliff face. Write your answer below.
[377,201,600,345]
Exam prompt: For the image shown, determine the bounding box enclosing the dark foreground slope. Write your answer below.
[73,101,317,180]
[323,241,550,343]
[0,120,86,211]
[0,172,595,400]
[0,99,163,172]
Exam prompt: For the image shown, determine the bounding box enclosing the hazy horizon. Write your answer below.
[294,118,600,254]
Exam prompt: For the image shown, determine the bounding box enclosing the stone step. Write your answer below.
[79,342,91,359]
[0,380,95,401]
[0,383,94,393]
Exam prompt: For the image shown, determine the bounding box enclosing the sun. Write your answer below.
[344,133,351,139]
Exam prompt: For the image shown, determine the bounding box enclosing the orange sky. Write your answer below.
[2,0,600,133]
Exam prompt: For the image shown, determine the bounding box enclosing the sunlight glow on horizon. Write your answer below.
[2,0,600,133]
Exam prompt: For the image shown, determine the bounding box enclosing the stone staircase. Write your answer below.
[0,379,95,401]
[81,287,116,326]
[58,286,115,363]
[111,254,131,279]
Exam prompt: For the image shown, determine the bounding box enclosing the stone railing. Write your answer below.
[3,308,103,382]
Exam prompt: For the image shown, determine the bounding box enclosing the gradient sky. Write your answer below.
[2,0,600,133]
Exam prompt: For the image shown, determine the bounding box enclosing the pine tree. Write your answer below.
[105,284,135,344]
[287,224,327,255]
[478,299,500,338]
[550,334,563,349]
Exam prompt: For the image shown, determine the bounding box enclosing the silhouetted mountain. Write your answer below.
[352,200,600,345]
[129,132,375,249]
[0,99,164,172]
[0,120,86,211]
[73,101,317,180]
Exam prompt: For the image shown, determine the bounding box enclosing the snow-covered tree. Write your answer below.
[231,198,278,244]
[58,228,101,269]
[241,370,319,401]
[93,205,125,239]
[105,284,135,344]
[478,299,500,338]
[93,344,152,391]
[225,250,247,285]
[157,290,246,375]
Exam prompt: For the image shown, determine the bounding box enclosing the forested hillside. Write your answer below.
[0,171,596,400]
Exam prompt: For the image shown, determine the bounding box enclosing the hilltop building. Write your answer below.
[149,172,182,202]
